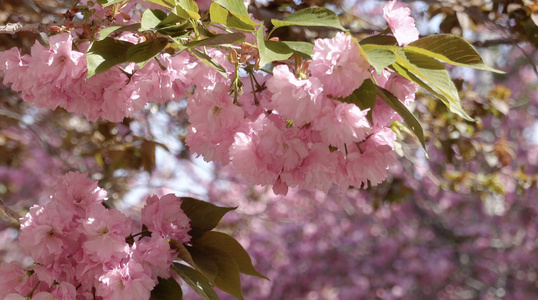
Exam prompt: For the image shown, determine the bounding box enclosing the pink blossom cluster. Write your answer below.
[0,33,194,122]
[0,1,421,195]
[0,172,191,300]
[186,33,417,195]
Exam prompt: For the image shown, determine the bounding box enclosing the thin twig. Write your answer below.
[0,19,118,35]
[0,200,20,226]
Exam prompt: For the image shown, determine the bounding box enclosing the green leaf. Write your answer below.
[281,41,314,58]
[209,2,228,24]
[225,14,257,31]
[359,34,398,46]
[392,50,474,121]
[209,2,256,31]
[361,47,397,75]
[150,277,183,300]
[192,232,268,279]
[97,26,122,40]
[340,79,377,126]
[187,247,219,283]
[170,239,198,268]
[173,263,220,300]
[86,37,134,77]
[188,246,244,300]
[126,37,168,68]
[190,49,229,79]
[256,25,294,68]
[96,0,126,7]
[144,0,174,8]
[176,0,200,20]
[140,9,168,31]
[98,24,140,40]
[157,21,191,37]
[271,7,346,31]
[376,86,427,151]
[185,33,246,48]
[406,34,504,73]
[157,12,186,27]
[180,197,236,240]
[214,0,258,26]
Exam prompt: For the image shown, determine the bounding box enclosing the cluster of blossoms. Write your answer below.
[0,32,194,122]
[0,0,420,195]
[0,172,191,300]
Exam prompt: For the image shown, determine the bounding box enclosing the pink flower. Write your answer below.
[33,256,77,287]
[37,33,86,83]
[32,292,55,300]
[280,143,339,192]
[188,83,245,138]
[230,131,280,186]
[372,100,399,127]
[185,126,236,164]
[0,47,30,91]
[314,100,371,148]
[266,65,324,126]
[131,234,177,281]
[186,82,246,164]
[383,0,420,47]
[129,52,194,105]
[0,262,38,299]
[81,205,132,264]
[384,73,418,106]
[19,204,71,265]
[141,194,191,243]
[53,171,107,217]
[346,128,397,188]
[4,294,27,300]
[97,260,155,300]
[310,32,371,97]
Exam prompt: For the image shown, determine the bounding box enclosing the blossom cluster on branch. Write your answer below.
[0,0,503,298]
[0,172,190,300]
[0,0,424,196]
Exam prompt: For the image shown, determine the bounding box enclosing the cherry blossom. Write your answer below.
[383,0,420,47]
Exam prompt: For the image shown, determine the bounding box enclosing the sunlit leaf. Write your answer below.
[209,2,256,31]
[140,9,168,31]
[214,0,258,26]
[406,34,505,73]
[361,47,397,75]
[281,41,314,58]
[390,52,474,121]
[97,25,141,40]
[96,0,126,7]
[185,33,246,48]
[271,7,346,31]
[256,25,294,68]
[176,0,200,20]
[359,34,398,46]
[144,0,174,8]
[86,38,133,77]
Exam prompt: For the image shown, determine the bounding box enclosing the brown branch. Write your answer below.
[0,200,20,227]
[0,19,119,35]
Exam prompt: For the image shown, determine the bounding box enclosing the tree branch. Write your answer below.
[0,19,118,35]
[0,200,20,227]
